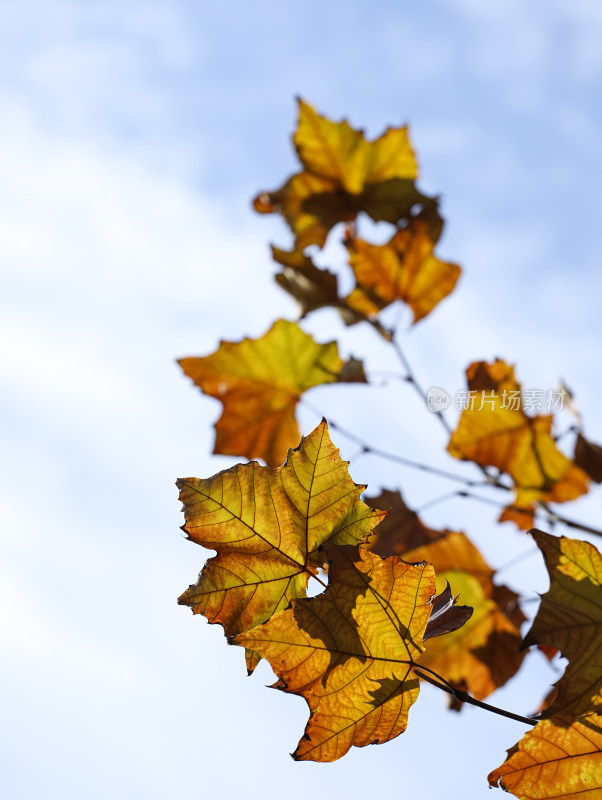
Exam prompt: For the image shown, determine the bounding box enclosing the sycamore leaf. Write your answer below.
[367,489,525,701]
[294,98,417,193]
[521,530,602,719]
[345,211,460,323]
[178,421,387,673]
[575,432,602,483]
[178,319,366,467]
[253,99,435,250]
[488,715,602,799]
[490,532,602,798]
[232,545,435,762]
[448,360,589,529]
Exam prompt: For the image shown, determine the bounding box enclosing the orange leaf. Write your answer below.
[488,715,602,799]
[178,421,386,672]
[367,490,525,701]
[178,319,366,467]
[521,530,602,719]
[254,99,435,250]
[345,212,460,323]
[448,360,589,529]
[232,545,435,761]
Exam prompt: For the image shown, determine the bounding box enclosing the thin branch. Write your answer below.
[301,400,488,488]
[390,336,452,435]
[412,666,537,727]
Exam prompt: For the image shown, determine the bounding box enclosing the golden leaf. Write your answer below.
[488,715,602,799]
[448,360,589,529]
[179,319,365,467]
[232,545,435,761]
[367,490,525,701]
[178,421,386,672]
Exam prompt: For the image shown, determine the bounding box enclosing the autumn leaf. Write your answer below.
[521,530,602,719]
[488,715,602,799]
[253,99,436,250]
[488,531,602,798]
[232,545,436,762]
[367,489,525,701]
[178,421,386,672]
[178,318,366,467]
[448,360,589,529]
[345,211,460,323]
[294,98,417,193]
[574,432,602,483]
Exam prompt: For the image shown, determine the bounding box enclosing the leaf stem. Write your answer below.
[412,666,537,727]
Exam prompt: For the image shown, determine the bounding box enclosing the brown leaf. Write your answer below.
[574,432,602,483]
[424,581,473,640]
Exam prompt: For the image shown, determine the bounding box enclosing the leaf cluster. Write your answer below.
[176,101,602,797]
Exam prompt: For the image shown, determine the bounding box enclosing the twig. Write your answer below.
[413,666,537,727]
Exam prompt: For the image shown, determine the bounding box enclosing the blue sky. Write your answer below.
[2,2,602,798]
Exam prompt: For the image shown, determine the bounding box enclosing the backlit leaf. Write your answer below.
[345,211,460,323]
[367,490,525,701]
[294,98,417,193]
[488,715,602,799]
[232,545,435,762]
[448,360,589,529]
[178,319,366,467]
[178,421,387,672]
[489,532,602,798]
[521,530,602,718]
[254,99,435,250]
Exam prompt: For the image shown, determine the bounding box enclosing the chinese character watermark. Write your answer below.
[426,387,567,413]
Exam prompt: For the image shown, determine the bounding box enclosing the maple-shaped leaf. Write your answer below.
[521,530,602,719]
[232,545,436,762]
[448,360,589,529]
[574,432,602,483]
[294,98,417,193]
[178,421,387,672]
[367,490,525,701]
[488,715,602,799]
[253,100,435,250]
[178,319,366,468]
[345,211,460,324]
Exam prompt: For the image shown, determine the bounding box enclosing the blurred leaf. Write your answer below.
[179,319,365,467]
[448,360,589,529]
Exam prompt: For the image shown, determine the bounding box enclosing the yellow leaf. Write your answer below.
[178,421,386,671]
[294,98,417,194]
[488,715,602,799]
[179,319,365,467]
[232,545,435,761]
[367,490,525,701]
[448,360,589,528]
[254,99,432,250]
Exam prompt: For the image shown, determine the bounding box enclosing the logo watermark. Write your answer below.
[426,387,567,413]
